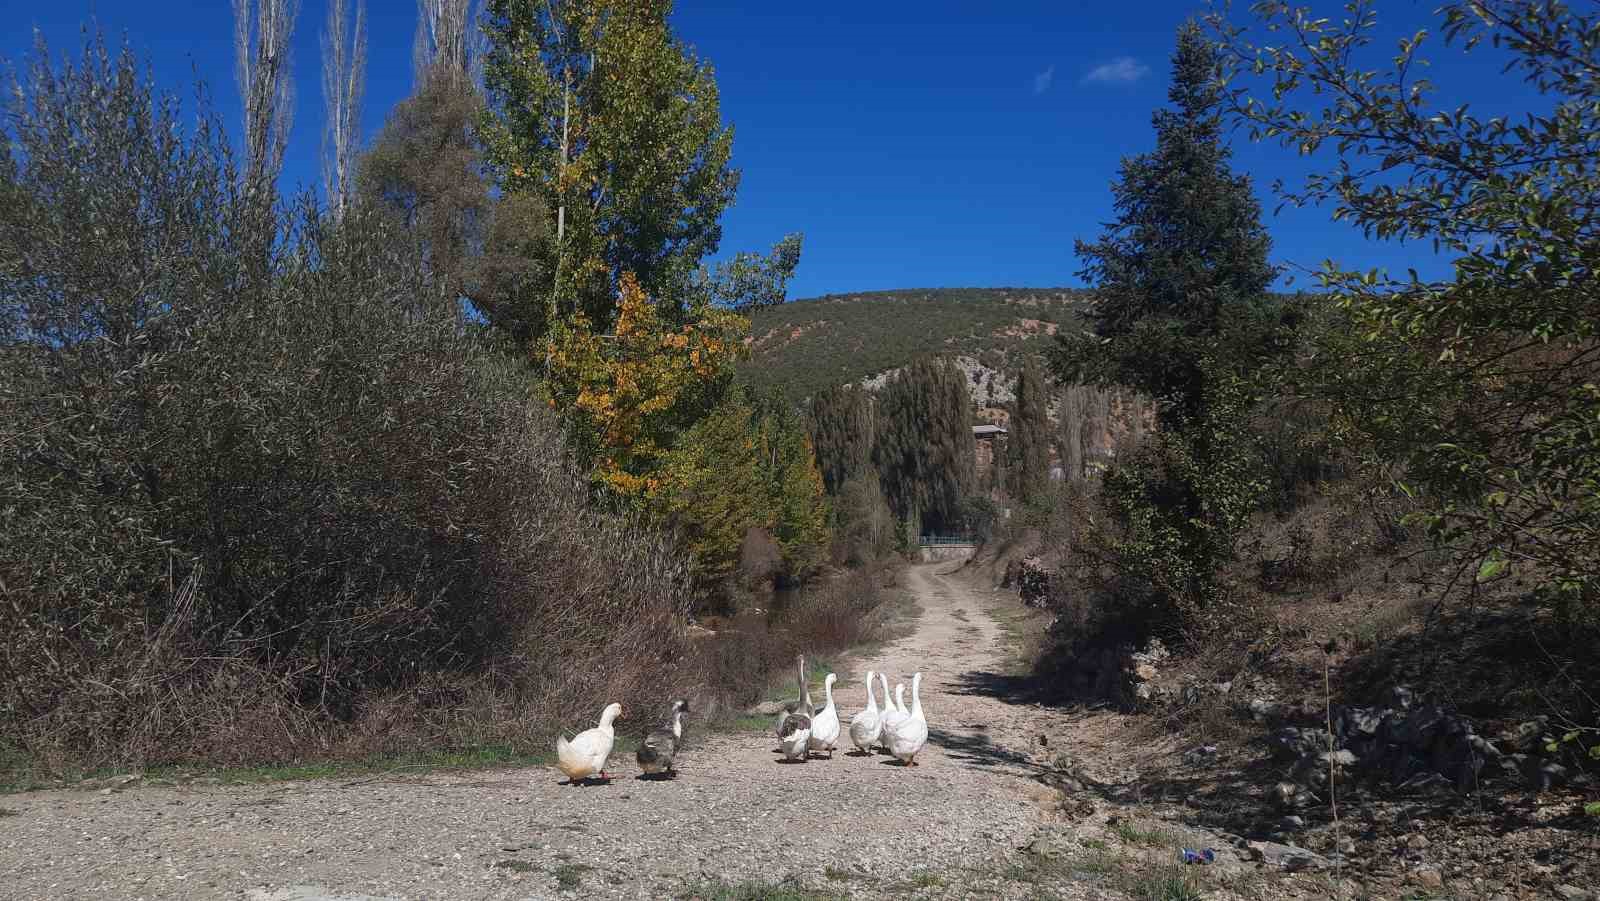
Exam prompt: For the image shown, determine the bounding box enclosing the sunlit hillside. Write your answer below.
[740,288,1088,403]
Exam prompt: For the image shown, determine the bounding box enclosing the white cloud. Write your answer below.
[1032,64,1056,95]
[1081,57,1150,86]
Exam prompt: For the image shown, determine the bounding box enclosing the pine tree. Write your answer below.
[1049,21,1276,628]
[1053,20,1277,426]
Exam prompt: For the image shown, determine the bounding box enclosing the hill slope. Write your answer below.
[741,288,1087,403]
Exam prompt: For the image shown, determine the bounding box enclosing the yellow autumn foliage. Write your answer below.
[544,271,748,497]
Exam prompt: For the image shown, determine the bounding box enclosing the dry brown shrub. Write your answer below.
[676,564,893,722]
[737,528,784,589]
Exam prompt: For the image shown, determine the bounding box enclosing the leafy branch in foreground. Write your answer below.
[1213,0,1600,616]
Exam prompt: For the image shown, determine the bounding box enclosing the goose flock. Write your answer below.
[553,654,929,784]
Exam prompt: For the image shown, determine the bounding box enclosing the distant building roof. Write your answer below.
[972,424,1008,437]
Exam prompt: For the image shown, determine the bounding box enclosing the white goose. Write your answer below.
[874,672,895,752]
[880,681,909,749]
[887,672,929,766]
[808,673,841,758]
[555,702,622,783]
[847,669,881,755]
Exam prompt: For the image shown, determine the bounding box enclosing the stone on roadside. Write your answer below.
[1320,749,1358,768]
[1246,839,1329,872]
[1413,867,1443,890]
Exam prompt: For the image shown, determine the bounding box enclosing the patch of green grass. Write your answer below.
[997,862,1051,884]
[821,866,864,882]
[3,744,554,795]
[847,588,922,659]
[981,593,1052,677]
[1584,801,1600,817]
[1110,821,1176,848]
[1073,848,1122,876]
[1346,598,1427,653]
[678,878,843,901]
[1081,837,1109,850]
[1128,868,1204,901]
[746,653,848,708]
[493,859,540,874]
[729,713,776,732]
[553,862,592,891]
[899,871,942,889]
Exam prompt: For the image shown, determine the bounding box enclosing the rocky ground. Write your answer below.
[1,563,1594,900]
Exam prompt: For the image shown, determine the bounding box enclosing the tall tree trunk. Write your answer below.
[322,0,366,220]
[233,0,300,194]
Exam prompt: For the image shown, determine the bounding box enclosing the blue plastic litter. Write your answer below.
[1180,848,1217,865]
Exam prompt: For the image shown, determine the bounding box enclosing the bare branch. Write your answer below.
[414,0,474,87]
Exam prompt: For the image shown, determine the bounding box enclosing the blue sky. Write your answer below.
[2,1,1534,300]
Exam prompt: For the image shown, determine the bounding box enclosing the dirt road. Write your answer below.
[0,565,1121,900]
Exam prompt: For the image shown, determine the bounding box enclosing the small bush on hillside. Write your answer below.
[0,34,693,773]
[1057,371,1267,645]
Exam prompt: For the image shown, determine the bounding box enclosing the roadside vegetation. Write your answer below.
[3,0,1595,837]
[1009,0,1599,784]
[0,3,890,783]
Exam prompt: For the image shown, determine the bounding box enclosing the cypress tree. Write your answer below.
[874,358,975,534]
[806,383,873,496]
[1009,356,1052,502]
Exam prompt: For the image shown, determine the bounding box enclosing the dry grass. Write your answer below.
[689,561,904,733]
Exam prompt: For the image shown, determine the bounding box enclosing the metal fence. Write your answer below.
[917,534,977,547]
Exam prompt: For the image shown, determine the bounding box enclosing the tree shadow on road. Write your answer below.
[929,726,1047,775]
[947,665,1097,709]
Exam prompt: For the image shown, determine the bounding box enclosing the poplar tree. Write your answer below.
[232,0,299,193]
[321,0,366,219]
[481,0,738,329]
